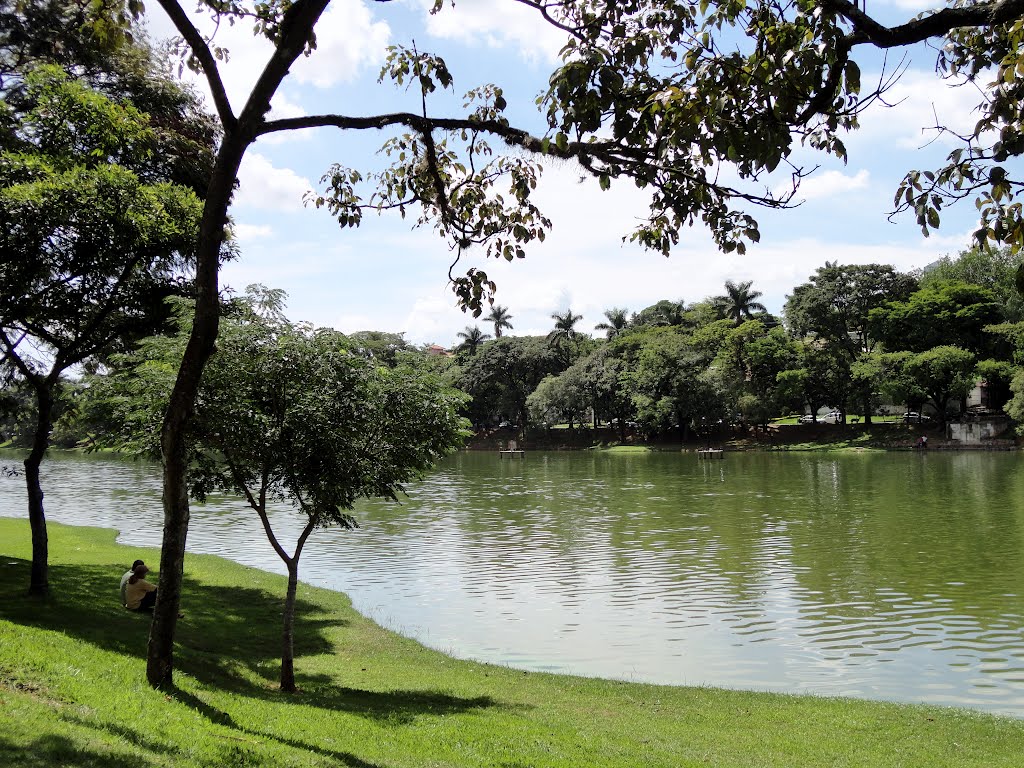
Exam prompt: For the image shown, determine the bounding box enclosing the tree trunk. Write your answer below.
[24,381,54,597]
[147,139,245,688]
[143,0,363,688]
[281,559,300,693]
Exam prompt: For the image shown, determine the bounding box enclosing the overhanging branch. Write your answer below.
[823,0,1014,49]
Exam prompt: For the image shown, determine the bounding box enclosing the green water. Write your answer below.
[2,448,1023,714]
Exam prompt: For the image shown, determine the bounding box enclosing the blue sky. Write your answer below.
[146,0,1006,345]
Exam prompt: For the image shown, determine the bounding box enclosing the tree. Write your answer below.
[868,281,1003,357]
[88,292,469,692]
[785,264,918,356]
[526,345,631,431]
[484,305,514,339]
[455,336,562,430]
[580,347,635,434]
[881,347,978,425]
[547,308,584,363]
[625,327,719,440]
[142,0,1024,687]
[785,263,919,423]
[631,300,687,329]
[1005,369,1024,433]
[526,373,586,429]
[920,246,1024,322]
[716,280,767,326]
[595,307,629,339]
[0,60,207,596]
[455,325,490,356]
[776,342,851,421]
[346,330,411,366]
[714,321,797,427]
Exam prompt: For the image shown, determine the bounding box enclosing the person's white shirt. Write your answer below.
[119,570,133,606]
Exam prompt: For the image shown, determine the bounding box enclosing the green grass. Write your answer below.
[2,519,1022,767]
[596,445,650,453]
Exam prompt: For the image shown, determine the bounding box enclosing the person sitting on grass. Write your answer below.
[124,563,158,612]
[119,559,145,607]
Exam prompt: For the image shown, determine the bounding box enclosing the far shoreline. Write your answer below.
[468,421,1020,454]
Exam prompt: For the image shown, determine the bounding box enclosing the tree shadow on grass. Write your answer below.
[170,686,386,767]
[242,676,505,725]
[57,701,385,768]
[0,733,151,768]
[1,557,517,734]
[0,557,340,692]
[164,682,509,767]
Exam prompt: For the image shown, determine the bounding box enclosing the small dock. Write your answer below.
[499,450,526,459]
[696,448,724,459]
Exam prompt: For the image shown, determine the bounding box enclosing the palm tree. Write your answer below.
[717,280,767,325]
[595,307,629,339]
[547,310,584,366]
[548,309,583,344]
[485,305,514,338]
[455,325,490,355]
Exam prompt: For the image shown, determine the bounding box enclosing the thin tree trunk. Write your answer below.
[281,559,300,692]
[25,381,53,597]
[279,519,314,693]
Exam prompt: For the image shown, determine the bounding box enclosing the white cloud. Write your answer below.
[400,295,462,342]
[333,311,379,334]
[235,153,313,212]
[786,169,870,202]
[290,0,391,88]
[417,0,569,65]
[844,67,987,154]
[233,223,274,240]
[146,0,389,113]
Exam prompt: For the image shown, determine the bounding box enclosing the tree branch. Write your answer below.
[236,0,331,140]
[261,111,783,209]
[155,0,236,131]
[823,0,1011,49]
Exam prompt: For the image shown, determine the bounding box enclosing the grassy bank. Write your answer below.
[2,519,1022,767]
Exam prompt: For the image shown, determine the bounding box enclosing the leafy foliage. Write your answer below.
[784,264,919,357]
[88,291,470,689]
[869,281,1003,356]
[140,0,1024,684]
[716,280,767,326]
[920,246,1024,322]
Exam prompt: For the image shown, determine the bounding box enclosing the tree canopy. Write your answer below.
[88,290,469,691]
[0,3,213,595]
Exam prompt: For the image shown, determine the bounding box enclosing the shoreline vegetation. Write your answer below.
[2,419,1019,460]
[469,421,1020,454]
[2,520,1023,767]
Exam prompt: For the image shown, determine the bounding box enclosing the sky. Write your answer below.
[144,0,1010,346]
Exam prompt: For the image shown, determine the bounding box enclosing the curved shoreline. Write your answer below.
[2,518,1023,767]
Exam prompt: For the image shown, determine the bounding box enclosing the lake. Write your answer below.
[2,448,1023,716]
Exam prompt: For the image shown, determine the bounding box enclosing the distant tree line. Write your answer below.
[441,253,1024,439]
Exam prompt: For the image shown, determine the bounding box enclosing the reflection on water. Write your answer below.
[2,448,1024,715]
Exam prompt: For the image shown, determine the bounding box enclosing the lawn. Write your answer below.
[1,518,1022,767]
